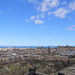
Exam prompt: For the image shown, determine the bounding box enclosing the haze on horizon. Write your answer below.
[0,0,75,46]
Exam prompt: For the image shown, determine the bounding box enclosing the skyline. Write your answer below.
[0,0,75,46]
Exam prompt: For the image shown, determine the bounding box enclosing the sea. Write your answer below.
[0,46,57,48]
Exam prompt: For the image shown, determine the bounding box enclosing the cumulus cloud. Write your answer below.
[29,15,44,24]
[30,16,35,20]
[40,14,45,18]
[48,12,51,15]
[25,0,75,24]
[68,25,75,31]
[34,20,44,24]
[69,0,75,10]
[38,0,59,12]
[30,15,44,24]
[36,14,45,19]
[61,1,66,5]
[54,8,69,18]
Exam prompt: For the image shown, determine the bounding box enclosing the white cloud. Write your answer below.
[34,20,44,24]
[61,1,66,5]
[30,16,35,20]
[40,14,45,18]
[68,25,75,31]
[48,12,51,15]
[36,14,45,19]
[30,15,44,24]
[38,0,59,12]
[69,0,75,10]
[25,0,75,24]
[30,14,45,23]
[54,8,69,18]
[50,0,59,7]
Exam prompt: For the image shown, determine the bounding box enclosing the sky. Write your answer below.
[0,0,75,46]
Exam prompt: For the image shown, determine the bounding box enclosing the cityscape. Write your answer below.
[0,45,75,75]
[0,0,75,75]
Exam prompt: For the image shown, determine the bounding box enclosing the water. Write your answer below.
[0,46,57,48]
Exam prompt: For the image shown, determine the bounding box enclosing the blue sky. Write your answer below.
[0,0,75,46]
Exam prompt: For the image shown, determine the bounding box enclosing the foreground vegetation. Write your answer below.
[0,56,75,75]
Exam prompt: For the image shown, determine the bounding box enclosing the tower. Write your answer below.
[48,46,51,54]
